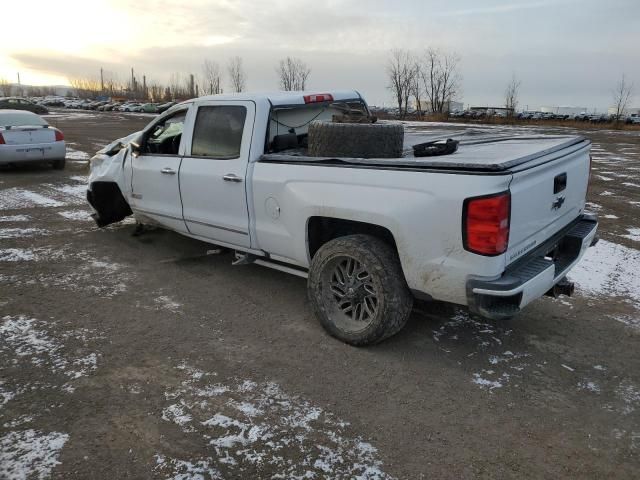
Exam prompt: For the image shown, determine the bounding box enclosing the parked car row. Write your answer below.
[449,109,640,124]
[60,99,176,114]
[13,96,178,115]
[0,97,49,115]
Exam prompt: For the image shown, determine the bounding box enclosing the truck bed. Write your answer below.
[260,132,590,173]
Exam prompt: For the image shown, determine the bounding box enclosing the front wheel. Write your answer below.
[307,234,413,346]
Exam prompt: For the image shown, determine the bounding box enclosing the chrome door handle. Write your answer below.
[223,174,243,183]
[161,167,176,175]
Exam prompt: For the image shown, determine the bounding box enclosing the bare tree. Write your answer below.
[227,56,246,93]
[68,77,102,99]
[612,74,633,125]
[386,49,415,118]
[168,72,192,100]
[0,77,12,97]
[504,74,521,118]
[277,57,311,91]
[410,61,423,116]
[418,48,461,114]
[201,60,223,95]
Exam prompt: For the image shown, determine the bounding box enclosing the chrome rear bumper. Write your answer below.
[467,213,598,319]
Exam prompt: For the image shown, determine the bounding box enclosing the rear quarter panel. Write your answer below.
[251,163,512,305]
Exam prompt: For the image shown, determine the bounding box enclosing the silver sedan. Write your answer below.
[0,110,66,169]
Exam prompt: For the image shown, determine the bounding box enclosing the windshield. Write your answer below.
[0,112,48,127]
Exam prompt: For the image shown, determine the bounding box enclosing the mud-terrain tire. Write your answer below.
[307,234,413,346]
[308,121,404,159]
[52,159,66,170]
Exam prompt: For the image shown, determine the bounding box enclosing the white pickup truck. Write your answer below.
[88,90,598,345]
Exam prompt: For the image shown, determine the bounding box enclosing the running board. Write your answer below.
[232,250,308,278]
[254,259,308,278]
[232,252,256,265]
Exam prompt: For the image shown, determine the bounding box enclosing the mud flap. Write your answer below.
[87,182,133,227]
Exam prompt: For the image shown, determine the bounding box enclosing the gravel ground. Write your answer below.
[0,110,639,479]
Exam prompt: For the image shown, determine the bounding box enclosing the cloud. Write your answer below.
[431,1,565,17]
[5,0,640,110]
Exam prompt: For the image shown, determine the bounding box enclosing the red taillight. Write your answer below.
[463,191,511,256]
[54,129,64,141]
[0,133,4,145]
[303,93,334,104]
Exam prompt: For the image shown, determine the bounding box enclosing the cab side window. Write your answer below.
[191,106,247,159]
[143,110,187,155]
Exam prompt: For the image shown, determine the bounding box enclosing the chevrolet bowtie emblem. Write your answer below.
[552,196,565,210]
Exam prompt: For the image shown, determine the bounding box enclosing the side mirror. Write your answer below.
[130,141,141,158]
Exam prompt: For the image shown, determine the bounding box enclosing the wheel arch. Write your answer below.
[306,216,399,262]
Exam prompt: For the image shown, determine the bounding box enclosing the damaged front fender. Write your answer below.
[87,131,141,227]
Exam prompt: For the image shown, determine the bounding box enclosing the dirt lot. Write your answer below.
[1,110,639,479]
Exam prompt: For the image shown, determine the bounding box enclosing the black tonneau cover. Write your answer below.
[260,132,590,173]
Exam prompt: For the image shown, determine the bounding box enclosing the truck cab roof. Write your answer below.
[180,90,364,107]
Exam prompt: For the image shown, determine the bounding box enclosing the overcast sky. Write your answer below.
[1,0,638,110]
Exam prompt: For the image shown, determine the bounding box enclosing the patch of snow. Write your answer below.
[599,191,614,196]
[162,403,193,427]
[15,190,64,208]
[569,240,640,309]
[616,382,640,415]
[155,296,182,313]
[561,364,575,372]
[472,372,506,390]
[57,210,92,221]
[622,228,640,242]
[0,429,69,480]
[0,215,29,222]
[66,149,90,160]
[622,182,640,188]
[51,184,86,199]
[603,214,619,219]
[0,249,36,262]
[0,228,48,240]
[154,455,222,480]
[0,315,101,398]
[156,363,391,479]
[2,416,34,429]
[578,381,601,393]
[595,175,614,181]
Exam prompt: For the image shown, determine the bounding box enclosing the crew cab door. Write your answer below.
[129,107,190,233]
[179,101,255,247]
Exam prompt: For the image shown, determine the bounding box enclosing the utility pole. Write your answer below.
[100,68,104,92]
[189,74,195,98]
[17,72,21,97]
[142,75,147,100]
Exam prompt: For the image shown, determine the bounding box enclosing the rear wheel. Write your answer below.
[307,234,413,346]
[52,159,65,170]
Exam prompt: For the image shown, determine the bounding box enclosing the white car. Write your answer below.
[88,91,597,345]
[0,110,66,169]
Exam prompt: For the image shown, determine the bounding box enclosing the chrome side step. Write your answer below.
[253,259,308,278]
[232,250,308,278]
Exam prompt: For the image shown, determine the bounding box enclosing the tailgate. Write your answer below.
[506,140,591,265]
[3,126,56,145]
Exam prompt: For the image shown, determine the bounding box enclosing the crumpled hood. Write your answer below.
[95,130,142,156]
[88,130,142,194]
